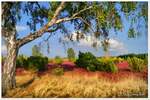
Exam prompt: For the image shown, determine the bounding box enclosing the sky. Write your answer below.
[1,2,148,58]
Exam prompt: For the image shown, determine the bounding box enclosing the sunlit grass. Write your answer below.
[5,73,147,98]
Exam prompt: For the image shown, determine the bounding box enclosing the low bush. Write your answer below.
[75,52,98,71]
[112,57,124,64]
[51,67,64,76]
[98,57,124,64]
[16,55,28,68]
[97,59,118,73]
[75,52,118,73]
[127,57,145,72]
[55,56,63,65]
[27,56,48,72]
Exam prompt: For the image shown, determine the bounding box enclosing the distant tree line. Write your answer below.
[118,53,148,60]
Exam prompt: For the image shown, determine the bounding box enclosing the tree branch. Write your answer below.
[47,2,65,27]
[17,2,93,47]
[17,2,65,47]
[72,6,93,18]
[44,26,60,41]
[54,5,93,25]
[55,5,94,32]
[55,17,94,33]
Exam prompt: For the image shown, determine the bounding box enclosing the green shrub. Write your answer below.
[51,67,64,76]
[97,59,118,73]
[27,56,48,72]
[111,57,124,64]
[118,53,148,60]
[16,55,28,68]
[55,56,63,65]
[127,57,145,72]
[75,51,98,71]
[87,64,96,71]
[27,61,38,72]
[75,52,118,73]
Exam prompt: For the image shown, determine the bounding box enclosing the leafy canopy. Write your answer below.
[67,48,75,61]
[2,2,148,47]
[32,45,43,57]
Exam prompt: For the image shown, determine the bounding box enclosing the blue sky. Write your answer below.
[2,2,148,58]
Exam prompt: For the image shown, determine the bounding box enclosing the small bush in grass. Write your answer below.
[51,67,64,76]
[127,57,145,72]
[55,56,63,65]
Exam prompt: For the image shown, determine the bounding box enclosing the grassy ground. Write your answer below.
[4,72,148,98]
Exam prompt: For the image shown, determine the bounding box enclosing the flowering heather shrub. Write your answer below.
[127,57,145,72]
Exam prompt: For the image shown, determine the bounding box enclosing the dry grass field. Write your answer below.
[4,71,148,98]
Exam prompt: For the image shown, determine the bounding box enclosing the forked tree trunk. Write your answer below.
[2,37,18,96]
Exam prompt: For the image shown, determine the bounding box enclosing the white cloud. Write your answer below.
[62,32,128,54]
[78,36,101,47]
[109,38,128,54]
[62,32,101,47]
[16,25,28,32]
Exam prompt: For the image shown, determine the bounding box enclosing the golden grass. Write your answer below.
[5,74,148,98]
[16,74,35,87]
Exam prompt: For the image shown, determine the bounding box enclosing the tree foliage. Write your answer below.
[101,38,110,56]
[67,48,75,61]
[2,2,148,43]
[32,45,43,57]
